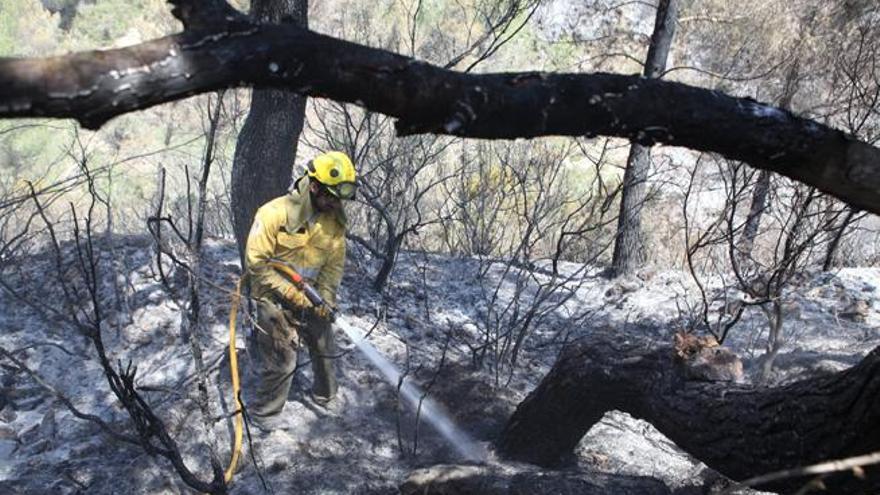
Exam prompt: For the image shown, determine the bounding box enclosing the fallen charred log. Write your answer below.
[497,336,880,494]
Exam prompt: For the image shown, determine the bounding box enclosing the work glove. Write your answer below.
[313,305,336,323]
[280,285,313,313]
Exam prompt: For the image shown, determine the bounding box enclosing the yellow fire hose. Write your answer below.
[224,277,244,483]
[224,260,326,483]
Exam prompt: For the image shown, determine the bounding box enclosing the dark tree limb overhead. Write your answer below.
[167,0,248,30]
[0,12,879,213]
[497,337,880,494]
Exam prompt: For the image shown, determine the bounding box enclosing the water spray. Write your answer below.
[335,317,486,463]
[268,260,486,463]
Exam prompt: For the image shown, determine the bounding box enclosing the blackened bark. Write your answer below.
[737,56,801,259]
[372,234,401,292]
[39,0,80,31]
[823,208,857,271]
[497,337,880,494]
[737,169,771,259]
[168,0,248,30]
[2,18,880,214]
[610,144,650,276]
[610,0,678,277]
[231,0,307,262]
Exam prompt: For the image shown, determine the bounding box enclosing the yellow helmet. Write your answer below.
[307,151,357,199]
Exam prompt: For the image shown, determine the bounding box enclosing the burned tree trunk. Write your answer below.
[610,0,678,278]
[230,0,308,262]
[823,207,858,271]
[497,337,880,494]
[737,57,802,261]
[737,169,771,259]
[373,233,402,292]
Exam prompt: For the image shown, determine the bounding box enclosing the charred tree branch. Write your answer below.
[167,0,248,30]
[497,337,880,494]
[0,22,879,213]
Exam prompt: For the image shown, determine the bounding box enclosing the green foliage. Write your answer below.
[0,0,60,56]
[0,122,73,185]
[68,0,155,47]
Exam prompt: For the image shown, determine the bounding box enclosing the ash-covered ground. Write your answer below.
[0,236,877,494]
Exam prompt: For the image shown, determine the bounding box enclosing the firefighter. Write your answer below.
[244,151,356,429]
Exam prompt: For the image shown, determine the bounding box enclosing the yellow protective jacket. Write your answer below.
[245,177,347,307]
